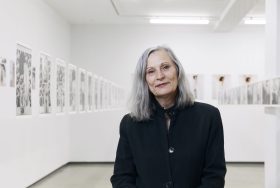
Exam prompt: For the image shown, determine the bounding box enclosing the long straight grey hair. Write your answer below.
[129,45,194,121]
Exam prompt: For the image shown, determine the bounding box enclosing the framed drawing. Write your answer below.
[271,77,280,105]
[68,64,77,112]
[240,85,247,104]
[39,52,52,114]
[0,57,7,87]
[87,72,93,112]
[93,75,99,111]
[56,59,66,113]
[212,74,231,100]
[32,67,36,90]
[16,44,32,115]
[187,74,204,100]
[252,82,262,104]
[79,68,86,112]
[262,80,271,105]
[99,77,104,110]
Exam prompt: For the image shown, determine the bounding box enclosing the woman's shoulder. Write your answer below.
[183,101,220,115]
[120,113,152,128]
[120,113,140,126]
[120,113,133,124]
[119,113,149,134]
[193,101,218,110]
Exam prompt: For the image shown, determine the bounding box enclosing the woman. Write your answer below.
[111,46,226,188]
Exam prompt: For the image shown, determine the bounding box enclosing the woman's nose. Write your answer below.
[156,70,164,80]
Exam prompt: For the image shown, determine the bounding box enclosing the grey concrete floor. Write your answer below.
[28,163,264,188]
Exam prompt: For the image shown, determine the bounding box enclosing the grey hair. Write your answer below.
[129,45,194,121]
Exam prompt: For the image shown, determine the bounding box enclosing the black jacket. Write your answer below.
[111,102,226,188]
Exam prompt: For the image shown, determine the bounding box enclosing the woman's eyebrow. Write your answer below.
[146,66,154,69]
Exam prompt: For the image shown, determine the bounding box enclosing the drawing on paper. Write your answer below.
[187,74,204,100]
[0,57,7,86]
[212,74,231,99]
[87,72,93,111]
[16,44,32,115]
[79,69,86,111]
[32,67,36,89]
[56,60,65,113]
[39,53,52,114]
[69,64,77,112]
[271,78,280,104]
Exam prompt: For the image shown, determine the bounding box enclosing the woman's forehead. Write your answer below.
[147,50,172,66]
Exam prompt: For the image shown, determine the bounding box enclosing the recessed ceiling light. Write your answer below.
[149,18,210,25]
[244,18,266,25]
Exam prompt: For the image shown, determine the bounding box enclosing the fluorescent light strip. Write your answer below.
[244,18,266,25]
[150,18,209,25]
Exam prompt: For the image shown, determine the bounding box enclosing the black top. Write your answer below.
[111,102,226,188]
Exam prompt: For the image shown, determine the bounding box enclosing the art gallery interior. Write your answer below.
[0,0,280,187]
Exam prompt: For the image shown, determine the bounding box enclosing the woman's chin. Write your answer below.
[154,92,174,99]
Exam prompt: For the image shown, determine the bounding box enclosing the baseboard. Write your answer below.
[226,161,264,164]
[69,161,115,164]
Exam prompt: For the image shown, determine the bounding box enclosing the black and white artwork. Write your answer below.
[187,74,204,100]
[218,90,224,105]
[262,80,271,105]
[212,74,231,99]
[240,86,247,104]
[16,44,32,115]
[226,89,232,104]
[108,82,113,108]
[271,77,280,104]
[253,82,262,105]
[0,57,7,86]
[103,79,108,109]
[115,86,125,107]
[112,83,117,108]
[93,75,99,110]
[99,78,104,110]
[10,60,15,87]
[56,60,65,113]
[235,88,241,104]
[87,72,93,111]
[230,89,236,104]
[257,82,263,104]
[79,69,86,112]
[247,84,253,104]
[39,53,52,114]
[68,64,77,112]
[32,67,36,90]
[239,74,258,85]
[224,90,230,105]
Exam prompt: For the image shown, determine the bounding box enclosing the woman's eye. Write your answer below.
[147,70,155,74]
[163,65,170,70]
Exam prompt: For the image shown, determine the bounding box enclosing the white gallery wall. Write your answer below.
[0,0,269,187]
[0,0,71,187]
[70,24,266,162]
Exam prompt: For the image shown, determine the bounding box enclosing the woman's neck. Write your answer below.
[155,95,176,109]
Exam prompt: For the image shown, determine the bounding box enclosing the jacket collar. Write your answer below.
[151,97,178,118]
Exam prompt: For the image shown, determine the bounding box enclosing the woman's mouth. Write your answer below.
[156,83,168,88]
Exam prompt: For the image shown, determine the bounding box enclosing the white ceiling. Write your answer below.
[44,0,265,31]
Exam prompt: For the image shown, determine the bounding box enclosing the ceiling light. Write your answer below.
[244,18,266,25]
[149,18,210,25]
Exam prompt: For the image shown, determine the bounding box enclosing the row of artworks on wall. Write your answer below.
[218,77,280,105]
[0,44,125,116]
[187,74,258,100]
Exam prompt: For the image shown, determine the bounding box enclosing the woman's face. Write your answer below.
[146,49,178,100]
